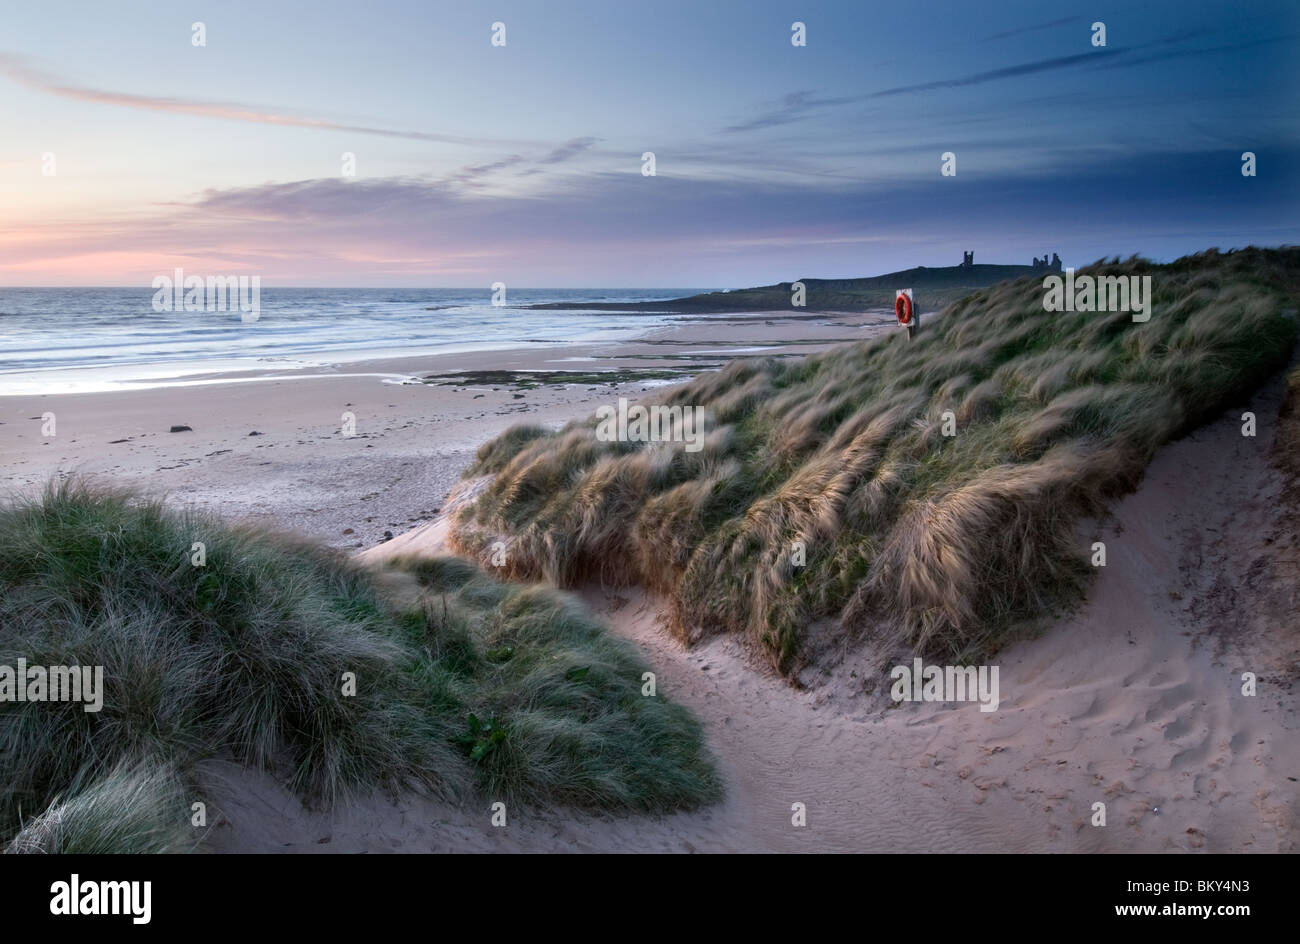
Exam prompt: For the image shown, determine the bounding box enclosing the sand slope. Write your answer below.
[206,376,1298,853]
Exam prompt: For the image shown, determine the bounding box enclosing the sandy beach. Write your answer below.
[3,310,888,549]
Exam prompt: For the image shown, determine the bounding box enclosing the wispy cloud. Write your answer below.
[983,16,1082,42]
[448,155,528,186]
[540,137,599,163]
[722,50,1123,131]
[722,27,1255,131]
[0,52,540,148]
[5,145,1293,285]
[867,49,1121,98]
[1086,31,1300,73]
[441,138,600,187]
[723,91,855,133]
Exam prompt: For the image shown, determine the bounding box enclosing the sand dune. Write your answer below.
[207,371,1298,853]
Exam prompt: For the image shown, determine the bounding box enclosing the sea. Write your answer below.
[0,287,708,396]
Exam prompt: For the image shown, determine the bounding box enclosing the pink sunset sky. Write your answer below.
[3,0,1296,287]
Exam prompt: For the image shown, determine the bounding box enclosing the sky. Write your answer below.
[1,0,1297,287]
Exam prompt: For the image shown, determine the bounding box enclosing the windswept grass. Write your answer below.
[0,482,717,852]
[393,556,719,809]
[453,247,1300,673]
[5,760,195,855]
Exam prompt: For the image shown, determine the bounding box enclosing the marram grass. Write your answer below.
[5,760,196,855]
[0,482,718,852]
[453,247,1300,673]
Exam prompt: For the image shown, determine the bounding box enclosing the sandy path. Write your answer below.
[206,375,1298,853]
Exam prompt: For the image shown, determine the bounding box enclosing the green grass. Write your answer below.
[0,482,718,852]
[394,556,719,808]
[453,247,1300,673]
[5,760,196,854]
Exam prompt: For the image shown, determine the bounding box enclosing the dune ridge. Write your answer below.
[452,248,1300,675]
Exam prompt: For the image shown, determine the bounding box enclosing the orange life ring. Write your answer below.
[895,293,913,325]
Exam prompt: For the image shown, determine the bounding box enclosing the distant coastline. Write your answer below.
[526,259,1057,314]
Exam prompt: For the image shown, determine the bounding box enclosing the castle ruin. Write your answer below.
[960,250,1061,271]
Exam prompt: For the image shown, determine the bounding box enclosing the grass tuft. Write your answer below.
[0,482,718,851]
[5,760,196,855]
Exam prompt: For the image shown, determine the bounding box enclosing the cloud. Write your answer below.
[868,49,1122,98]
[723,91,857,133]
[437,138,599,187]
[0,52,540,148]
[539,137,599,163]
[723,49,1130,131]
[721,26,1256,131]
[1086,31,1300,73]
[5,145,1294,285]
[448,155,528,186]
[983,17,1082,42]
[186,177,460,220]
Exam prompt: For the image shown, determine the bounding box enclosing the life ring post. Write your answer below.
[894,289,918,338]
